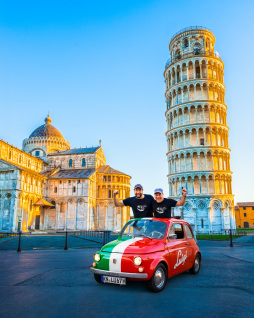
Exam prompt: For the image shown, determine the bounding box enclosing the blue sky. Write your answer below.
[0,0,253,203]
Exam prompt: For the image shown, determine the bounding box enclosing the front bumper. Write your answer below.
[90,267,148,279]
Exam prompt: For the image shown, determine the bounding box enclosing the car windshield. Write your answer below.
[120,219,167,240]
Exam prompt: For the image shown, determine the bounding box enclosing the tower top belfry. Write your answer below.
[164,26,235,233]
[165,26,221,70]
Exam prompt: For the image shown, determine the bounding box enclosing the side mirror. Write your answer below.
[168,234,177,240]
[115,230,120,234]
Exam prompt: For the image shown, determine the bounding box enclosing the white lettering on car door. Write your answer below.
[174,249,188,269]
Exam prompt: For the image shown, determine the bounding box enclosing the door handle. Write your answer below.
[185,242,190,245]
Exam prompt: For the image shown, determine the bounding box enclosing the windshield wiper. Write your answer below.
[121,234,133,237]
[134,233,153,239]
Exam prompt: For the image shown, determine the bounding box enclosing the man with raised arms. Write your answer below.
[113,184,153,218]
[153,187,187,218]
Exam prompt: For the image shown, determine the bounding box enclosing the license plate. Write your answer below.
[102,276,126,285]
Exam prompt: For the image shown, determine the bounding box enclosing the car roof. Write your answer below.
[131,217,188,225]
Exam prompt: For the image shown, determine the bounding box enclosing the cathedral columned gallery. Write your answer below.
[0,115,131,232]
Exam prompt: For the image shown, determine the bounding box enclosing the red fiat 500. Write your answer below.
[90,218,201,292]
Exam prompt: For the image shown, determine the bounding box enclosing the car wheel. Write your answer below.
[94,274,102,284]
[189,253,201,274]
[148,263,168,293]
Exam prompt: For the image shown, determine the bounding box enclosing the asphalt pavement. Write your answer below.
[0,240,253,318]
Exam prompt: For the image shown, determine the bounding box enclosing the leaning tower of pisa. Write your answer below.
[164,27,235,233]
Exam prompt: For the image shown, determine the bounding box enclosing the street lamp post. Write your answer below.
[18,216,22,232]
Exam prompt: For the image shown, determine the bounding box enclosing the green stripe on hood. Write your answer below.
[97,237,132,271]
[101,236,131,253]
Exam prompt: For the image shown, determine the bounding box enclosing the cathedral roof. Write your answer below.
[236,202,254,207]
[48,169,95,179]
[97,165,131,177]
[48,147,100,156]
[29,115,64,139]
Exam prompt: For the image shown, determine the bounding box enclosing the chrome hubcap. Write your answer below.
[194,257,200,271]
[154,268,165,288]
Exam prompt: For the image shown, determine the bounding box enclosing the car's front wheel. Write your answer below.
[94,274,102,284]
[148,263,168,293]
[189,253,201,274]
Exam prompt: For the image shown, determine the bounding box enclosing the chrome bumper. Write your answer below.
[90,267,148,279]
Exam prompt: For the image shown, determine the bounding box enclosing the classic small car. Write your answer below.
[90,218,201,292]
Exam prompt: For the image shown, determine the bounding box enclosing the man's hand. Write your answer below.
[113,190,124,207]
[176,188,187,206]
[182,188,187,197]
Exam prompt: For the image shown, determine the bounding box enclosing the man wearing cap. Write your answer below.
[153,188,187,218]
[113,184,153,218]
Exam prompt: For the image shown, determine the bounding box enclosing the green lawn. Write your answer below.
[0,233,18,238]
[196,234,243,240]
[236,228,254,232]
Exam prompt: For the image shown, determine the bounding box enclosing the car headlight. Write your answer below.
[94,253,100,262]
[133,256,142,266]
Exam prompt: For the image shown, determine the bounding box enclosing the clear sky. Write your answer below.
[0,0,253,203]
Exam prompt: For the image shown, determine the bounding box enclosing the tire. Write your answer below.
[94,274,102,284]
[148,263,168,293]
[189,253,201,274]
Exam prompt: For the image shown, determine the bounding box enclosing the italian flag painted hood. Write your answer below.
[98,236,164,272]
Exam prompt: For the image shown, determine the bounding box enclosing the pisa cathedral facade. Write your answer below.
[164,27,236,232]
[0,116,131,232]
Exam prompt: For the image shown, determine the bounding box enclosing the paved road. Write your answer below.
[233,233,254,243]
[0,240,253,318]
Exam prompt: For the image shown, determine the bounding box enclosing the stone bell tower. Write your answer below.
[164,26,235,232]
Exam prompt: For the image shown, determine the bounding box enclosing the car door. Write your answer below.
[166,223,189,276]
[184,223,196,268]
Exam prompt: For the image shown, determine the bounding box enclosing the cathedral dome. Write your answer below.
[29,115,64,138]
[23,115,70,161]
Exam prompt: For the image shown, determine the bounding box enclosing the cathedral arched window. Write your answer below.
[50,201,56,209]
[175,49,181,60]
[69,159,73,167]
[82,158,86,167]
[184,38,189,48]
[194,45,201,55]
[9,151,12,160]
[201,219,204,228]
[60,202,63,212]
[73,186,76,193]
[54,187,57,193]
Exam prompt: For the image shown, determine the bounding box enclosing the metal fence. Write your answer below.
[1,228,252,251]
[170,26,212,41]
[0,230,114,252]
[196,229,246,237]
[195,229,254,247]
